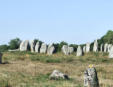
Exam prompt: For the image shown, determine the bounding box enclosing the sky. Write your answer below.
[0,0,113,45]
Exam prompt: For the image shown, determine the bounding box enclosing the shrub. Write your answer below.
[30,55,62,63]
[0,44,9,52]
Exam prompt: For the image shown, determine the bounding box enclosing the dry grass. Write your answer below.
[0,51,113,87]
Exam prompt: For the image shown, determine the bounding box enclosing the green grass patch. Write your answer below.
[30,55,63,63]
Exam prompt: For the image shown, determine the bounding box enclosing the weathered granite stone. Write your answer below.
[104,43,108,52]
[20,40,29,51]
[35,42,40,53]
[86,43,90,53]
[47,44,55,55]
[93,40,98,52]
[62,45,74,55]
[100,44,103,52]
[83,46,86,53]
[49,70,69,80]
[76,46,82,56]
[0,53,3,64]
[84,65,99,87]
[30,40,35,52]
[108,44,112,53]
[109,46,113,58]
[40,43,47,53]
[62,45,69,55]
[68,47,74,54]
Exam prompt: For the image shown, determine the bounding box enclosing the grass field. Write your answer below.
[0,51,113,87]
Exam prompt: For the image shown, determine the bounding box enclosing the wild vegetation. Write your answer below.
[0,30,113,87]
[0,51,113,87]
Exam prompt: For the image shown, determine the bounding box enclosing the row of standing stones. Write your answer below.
[79,40,113,58]
[19,40,74,55]
[19,40,55,55]
[19,40,113,58]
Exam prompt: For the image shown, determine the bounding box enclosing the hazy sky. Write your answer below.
[0,0,113,45]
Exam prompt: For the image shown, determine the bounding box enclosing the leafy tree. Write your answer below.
[58,41,68,52]
[8,38,21,49]
[90,30,113,51]
[52,41,68,52]
[100,30,113,44]
[53,43,60,53]
[69,44,78,51]
[34,39,43,46]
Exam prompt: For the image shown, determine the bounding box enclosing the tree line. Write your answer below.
[0,30,113,52]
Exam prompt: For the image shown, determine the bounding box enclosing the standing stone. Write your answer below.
[76,46,82,56]
[109,46,113,58]
[104,43,108,52]
[30,40,35,52]
[93,40,98,52]
[108,44,112,53]
[20,40,29,51]
[86,43,90,53]
[62,45,69,55]
[47,44,55,55]
[68,47,74,54]
[84,65,99,87]
[100,44,103,52]
[83,46,86,53]
[35,42,40,53]
[40,43,47,53]
[0,53,3,64]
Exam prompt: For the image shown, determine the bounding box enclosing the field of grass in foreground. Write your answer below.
[0,51,113,87]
